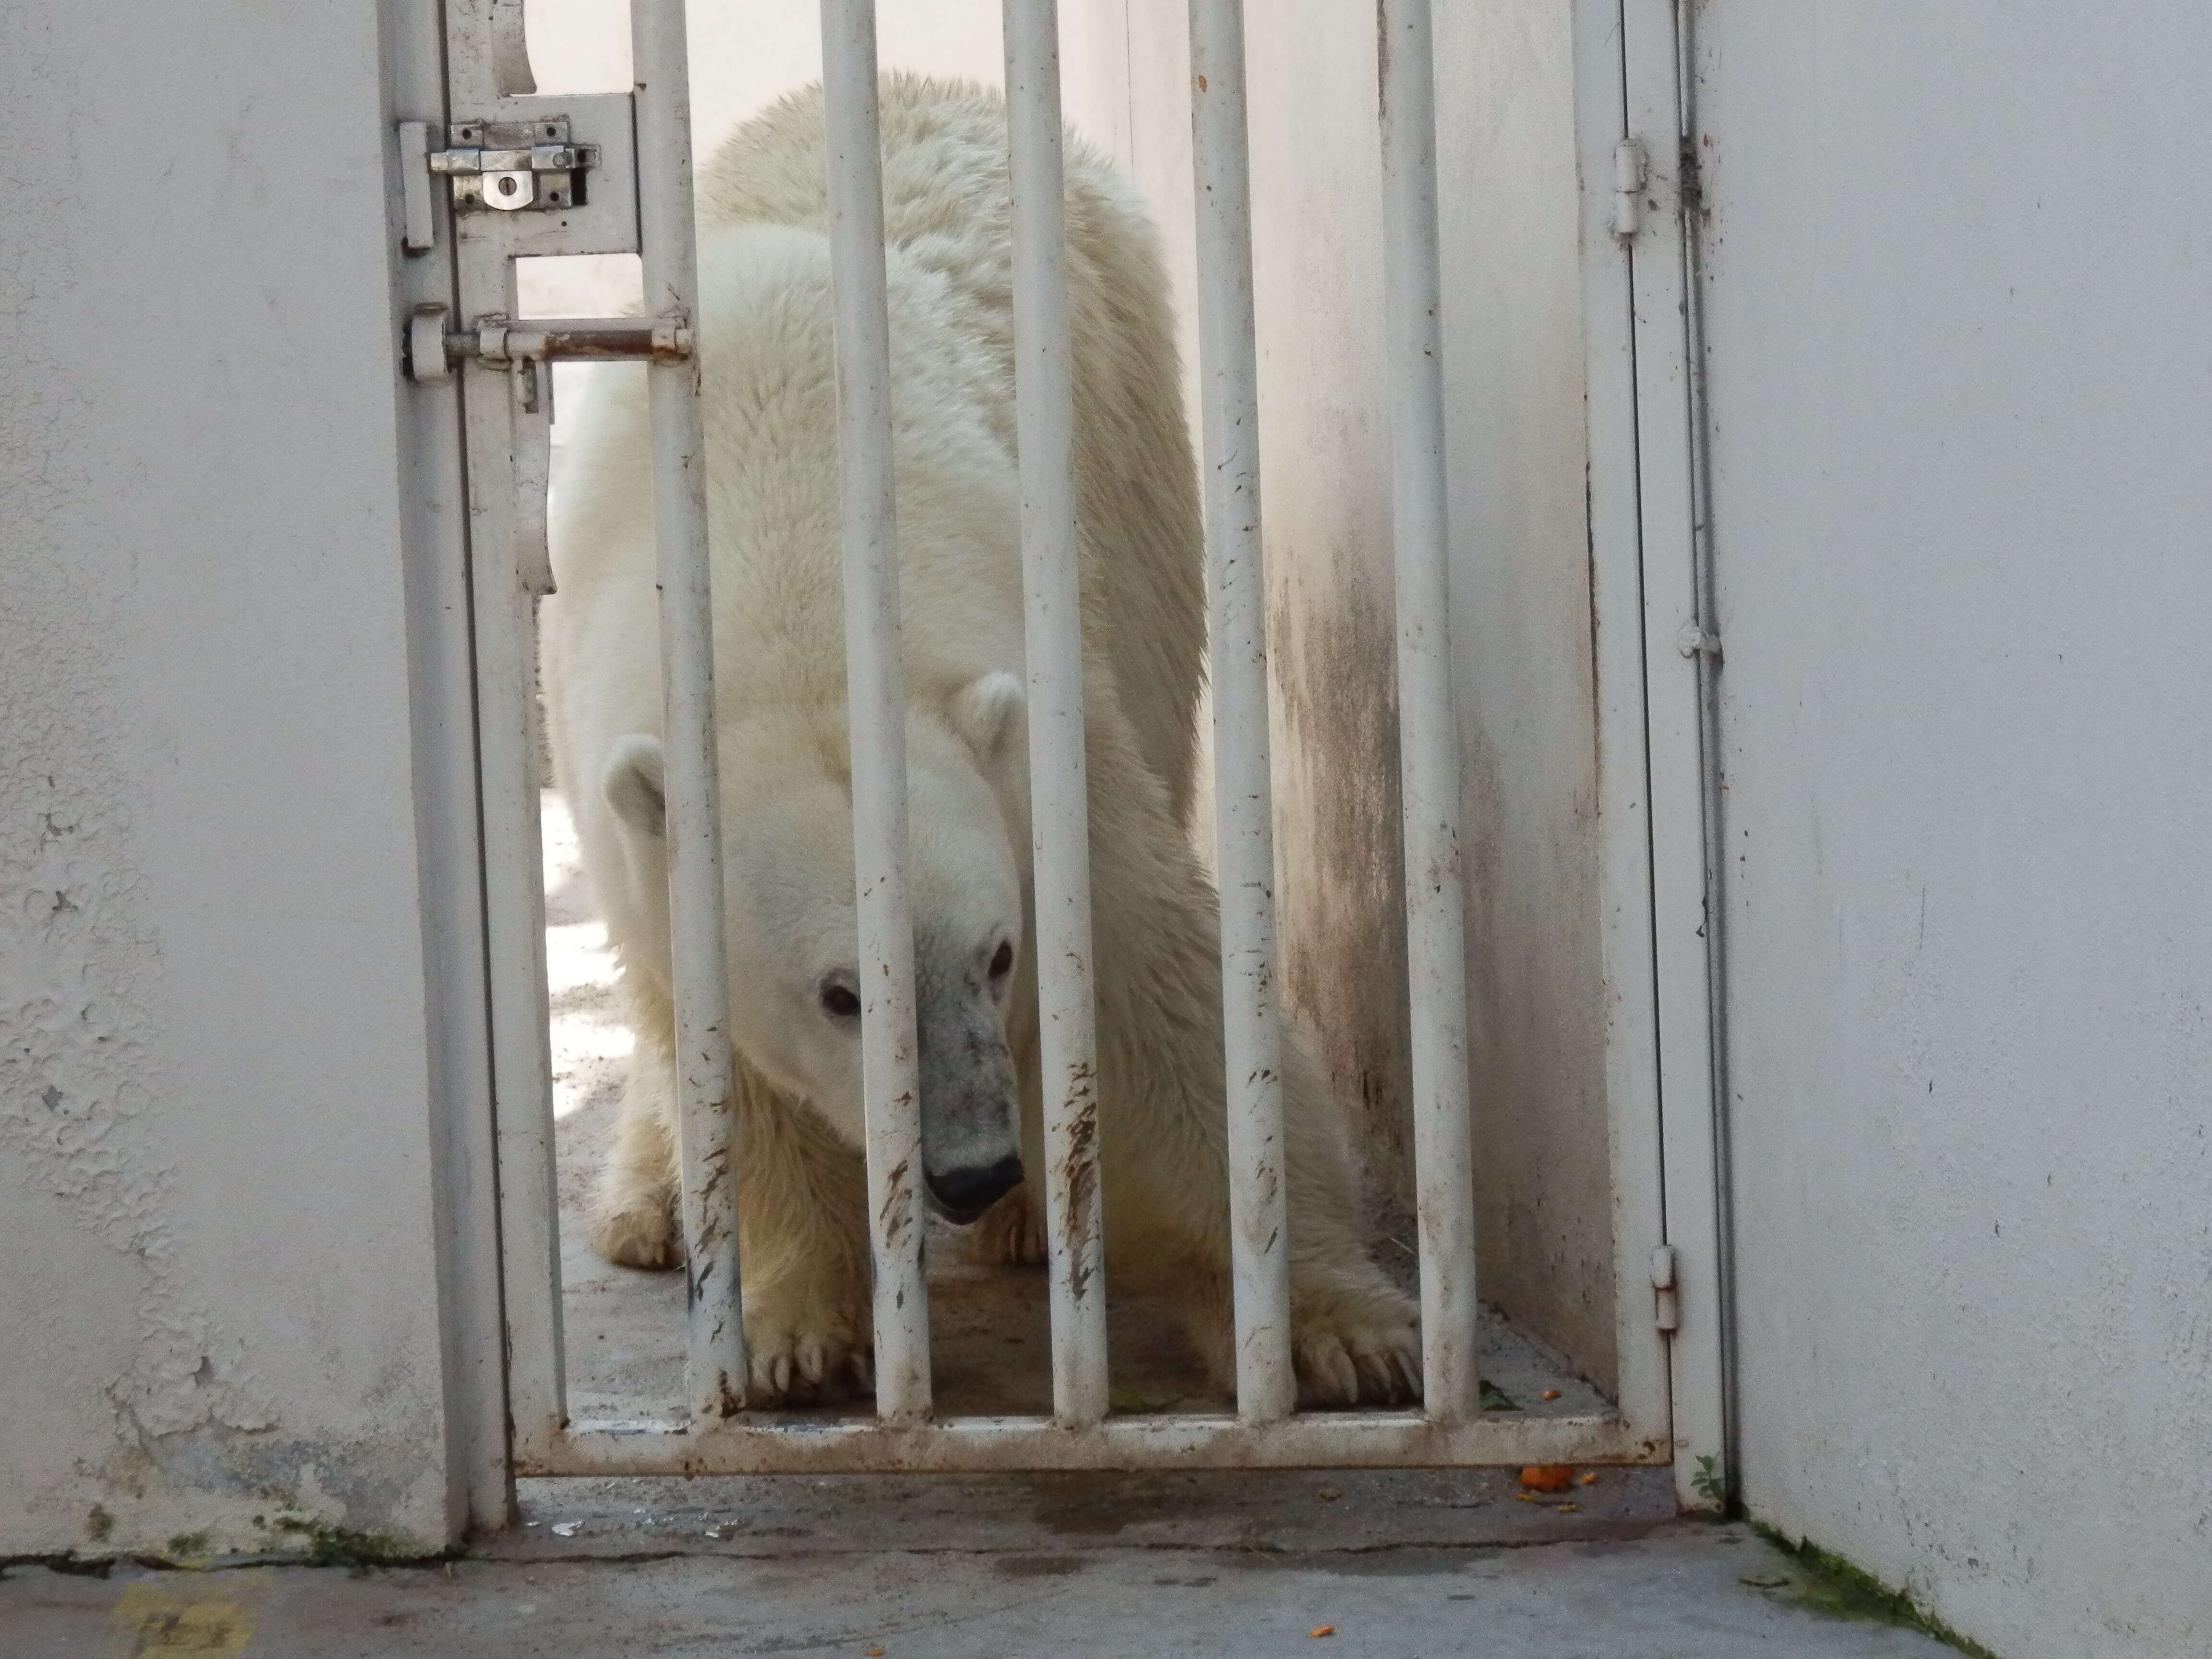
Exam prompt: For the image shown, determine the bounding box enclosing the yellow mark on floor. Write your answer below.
[111,1580,257,1654]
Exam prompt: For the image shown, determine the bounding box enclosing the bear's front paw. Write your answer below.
[743,1282,873,1406]
[590,1200,683,1271]
[971,1182,1047,1266]
[1292,1283,1424,1408]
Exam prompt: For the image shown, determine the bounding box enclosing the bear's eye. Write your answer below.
[819,977,862,1020]
[988,940,1015,980]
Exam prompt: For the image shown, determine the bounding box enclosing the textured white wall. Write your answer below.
[0,2,451,1554]
[1697,6,2212,1654]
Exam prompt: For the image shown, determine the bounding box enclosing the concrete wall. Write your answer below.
[1082,0,1620,1386]
[1695,5,2212,1655]
[0,2,453,1555]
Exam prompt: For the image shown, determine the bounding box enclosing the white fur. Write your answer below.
[541,76,1419,1407]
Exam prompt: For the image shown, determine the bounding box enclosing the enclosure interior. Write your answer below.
[519,0,1624,1429]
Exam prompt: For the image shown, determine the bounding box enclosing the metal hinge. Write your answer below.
[429,117,598,214]
[1651,1245,1681,1333]
[1612,139,1649,240]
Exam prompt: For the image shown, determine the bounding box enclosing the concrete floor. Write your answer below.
[4,1490,1958,1658]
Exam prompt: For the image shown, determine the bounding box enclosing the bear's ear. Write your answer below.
[949,670,1026,766]
[601,733,667,838]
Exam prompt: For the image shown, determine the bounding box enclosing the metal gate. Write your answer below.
[395,0,1720,1510]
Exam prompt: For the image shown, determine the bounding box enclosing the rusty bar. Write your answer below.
[1380,0,1480,1422]
[634,0,747,1423]
[1189,0,1296,1425]
[823,0,932,1423]
[1005,0,1110,1430]
[447,317,695,362]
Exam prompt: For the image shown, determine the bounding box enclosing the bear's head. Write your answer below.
[601,669,1030,1224]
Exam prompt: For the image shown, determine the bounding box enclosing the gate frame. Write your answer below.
[387,0,1725,1530]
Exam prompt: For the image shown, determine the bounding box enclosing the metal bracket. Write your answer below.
[430,117,598,214]
[1651,1245,1681,1333]
[509,359,555,597]
[398,121,438,252]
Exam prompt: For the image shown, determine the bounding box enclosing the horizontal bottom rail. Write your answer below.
[518,1411,1668,1477]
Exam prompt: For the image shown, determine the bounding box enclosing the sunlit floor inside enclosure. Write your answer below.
[543,790,1606,1424]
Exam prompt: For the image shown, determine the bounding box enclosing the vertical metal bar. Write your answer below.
[1674,0,1740,1509]
[410,0,519,1530]
[633,0,746,1422]
[1380,0,1480,1423]
[442,2,567,1470]
[1568,0,1675,1458]
[823,0,932,1423]
[1188,0,1295,1424]
[1005,0,1109,1429]
[1622,0,1729,1511]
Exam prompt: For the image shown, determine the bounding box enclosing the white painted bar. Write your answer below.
[1004,0,1110,1430]
[1379,0,1480,1423]
[525,1411,1666,1476]
[1187,0,1295,1424]
[633,0,746,1421]
[822,0,933,1424]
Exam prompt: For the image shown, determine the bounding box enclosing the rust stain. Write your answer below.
[878,1153,914,1246]
[1057,1088,1101,1300]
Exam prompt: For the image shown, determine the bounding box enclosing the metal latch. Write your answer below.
[429,118,597,213]
[403,304,698,599]
[1650,1245,1680,1333]
[404,307,694,382]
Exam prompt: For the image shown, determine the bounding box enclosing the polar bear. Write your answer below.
[541,75,1419,1407]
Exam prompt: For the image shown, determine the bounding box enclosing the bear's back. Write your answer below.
[695,75,1207,824]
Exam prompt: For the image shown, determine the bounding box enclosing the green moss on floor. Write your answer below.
[250,1514,440,1569]
[1749,1522,2003,1659]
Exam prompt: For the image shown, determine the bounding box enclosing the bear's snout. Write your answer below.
[925,1154,1024,1224]
[913,935,1022,1223]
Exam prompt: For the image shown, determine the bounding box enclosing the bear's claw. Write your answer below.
[591,1203,684,1271]
[1291,1287,1424,1408]
[741,1287,873,1406]
[972,1183,1048,1266]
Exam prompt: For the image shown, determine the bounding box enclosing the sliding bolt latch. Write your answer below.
[429,117,598,213]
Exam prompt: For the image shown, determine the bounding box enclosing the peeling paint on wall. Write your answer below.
[0,572,280,1463]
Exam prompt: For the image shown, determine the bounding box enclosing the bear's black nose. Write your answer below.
[926,1155,1024,1224]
